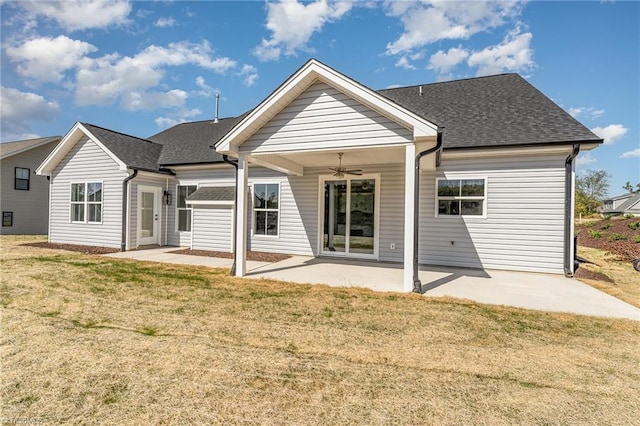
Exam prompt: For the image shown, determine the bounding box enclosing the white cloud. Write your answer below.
[385,1,523,55]
[568,106,604,120]
[575,152,597,166]
[395,56,416,70]
[155,108,201,130]
[195,76,216,98]
[428,46,469,79]
[238,64,259,87]
[0,86,59,141]
[253,0,352,61]
[467,28,534,76]
[155,17,176,28]
[621,148,640,159]
[74,41,236,108]
[6,35,97,84]
[122,89,188,112]
[590,124,628,145]
[19,0,132,31]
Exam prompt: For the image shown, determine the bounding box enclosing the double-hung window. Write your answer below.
[437,178,486,217]
[253,183,279,236]
[15,167,30,190]
[71,182,102,223]
[177,185,197,231]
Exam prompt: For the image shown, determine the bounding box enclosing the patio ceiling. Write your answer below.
[248,141,438,176]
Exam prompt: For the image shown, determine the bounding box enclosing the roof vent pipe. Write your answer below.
[419,86,423,97]
[214,92,220,123]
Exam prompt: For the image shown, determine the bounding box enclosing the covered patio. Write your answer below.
[105,247,640,321]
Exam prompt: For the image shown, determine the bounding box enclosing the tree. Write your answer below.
[576,169,611,216]
[622,181,639,193]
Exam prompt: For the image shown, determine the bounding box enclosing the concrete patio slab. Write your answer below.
[103,248,640,321]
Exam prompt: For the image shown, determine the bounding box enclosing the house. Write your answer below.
[36,59,603,292]
[1,136,61,235]
[601,193,640,217]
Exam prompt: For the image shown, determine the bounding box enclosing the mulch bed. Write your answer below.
[169,248,291,263]
[21,242,120,255]
[576,217,640,262]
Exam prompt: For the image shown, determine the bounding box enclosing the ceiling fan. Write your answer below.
[329,152,362,178]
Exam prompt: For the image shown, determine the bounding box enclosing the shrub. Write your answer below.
[602,214,612,220]
[601,223,612,230]
[634,235,640,244]
[584,221,595,228]
[588,229,602,238]
[628,221,640,231]
[623,213,635,219]
[610,233,626,241]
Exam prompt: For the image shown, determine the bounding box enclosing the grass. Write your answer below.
[577,245,640,308]
[1,235,639,425]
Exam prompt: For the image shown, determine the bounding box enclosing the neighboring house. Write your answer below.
[36,59,603,291]
[601,193,640,216]
[1,136,61,235]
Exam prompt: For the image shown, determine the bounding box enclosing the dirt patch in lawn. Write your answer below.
[21,241,120,255]
[576,216,640,262]
[574,265,614,283]
[169,248,291,263]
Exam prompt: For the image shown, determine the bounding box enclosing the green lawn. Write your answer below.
[2,236,639,425]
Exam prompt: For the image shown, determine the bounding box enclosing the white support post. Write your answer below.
[403,144,416,292]
[235,154,249,276]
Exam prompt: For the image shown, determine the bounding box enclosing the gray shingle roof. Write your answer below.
[187,186,235,202]
[82,123,166,172]
[80,72,603,170]
[602,193,640,214]
[378,74,602,149]
[148,115,247,165]
[0,136,61,159]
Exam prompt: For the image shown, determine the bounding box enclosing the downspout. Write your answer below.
[413,130,444,293]
[222,154,238,276]
[564,144,580,276]
[121,169,138,252]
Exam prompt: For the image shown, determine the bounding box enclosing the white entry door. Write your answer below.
[138,186,162,246]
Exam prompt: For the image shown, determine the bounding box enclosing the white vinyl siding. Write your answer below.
[191,205,233,252]
[168,168,235,247]
[49,136,128,248]
[0,141,58,235]
[419,153,566,274]
[242,82,413,154]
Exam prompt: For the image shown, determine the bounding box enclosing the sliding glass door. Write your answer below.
[321,176,378,258]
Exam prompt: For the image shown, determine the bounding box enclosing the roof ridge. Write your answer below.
[1,135,61,145]
[81,122,162,147]
[377,73,520,92]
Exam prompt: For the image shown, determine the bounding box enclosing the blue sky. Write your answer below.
[1,0,638,195]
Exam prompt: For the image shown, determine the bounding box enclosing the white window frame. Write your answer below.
[435,177,487,218]
[70,182,103,224]
[176,184,197,232]
[252,182,281,238]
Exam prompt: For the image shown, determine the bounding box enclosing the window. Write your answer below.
[253,183,279,236]
[15,167,30,190]
[177,185,197,231]
[71,182,102,223]
[436,178,486,217]
[2,212,13,227]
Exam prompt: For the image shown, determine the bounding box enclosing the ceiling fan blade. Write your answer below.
[346,171,363,175]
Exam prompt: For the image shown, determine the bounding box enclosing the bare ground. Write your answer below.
[576,216,640,262]
[1,236,639,425]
